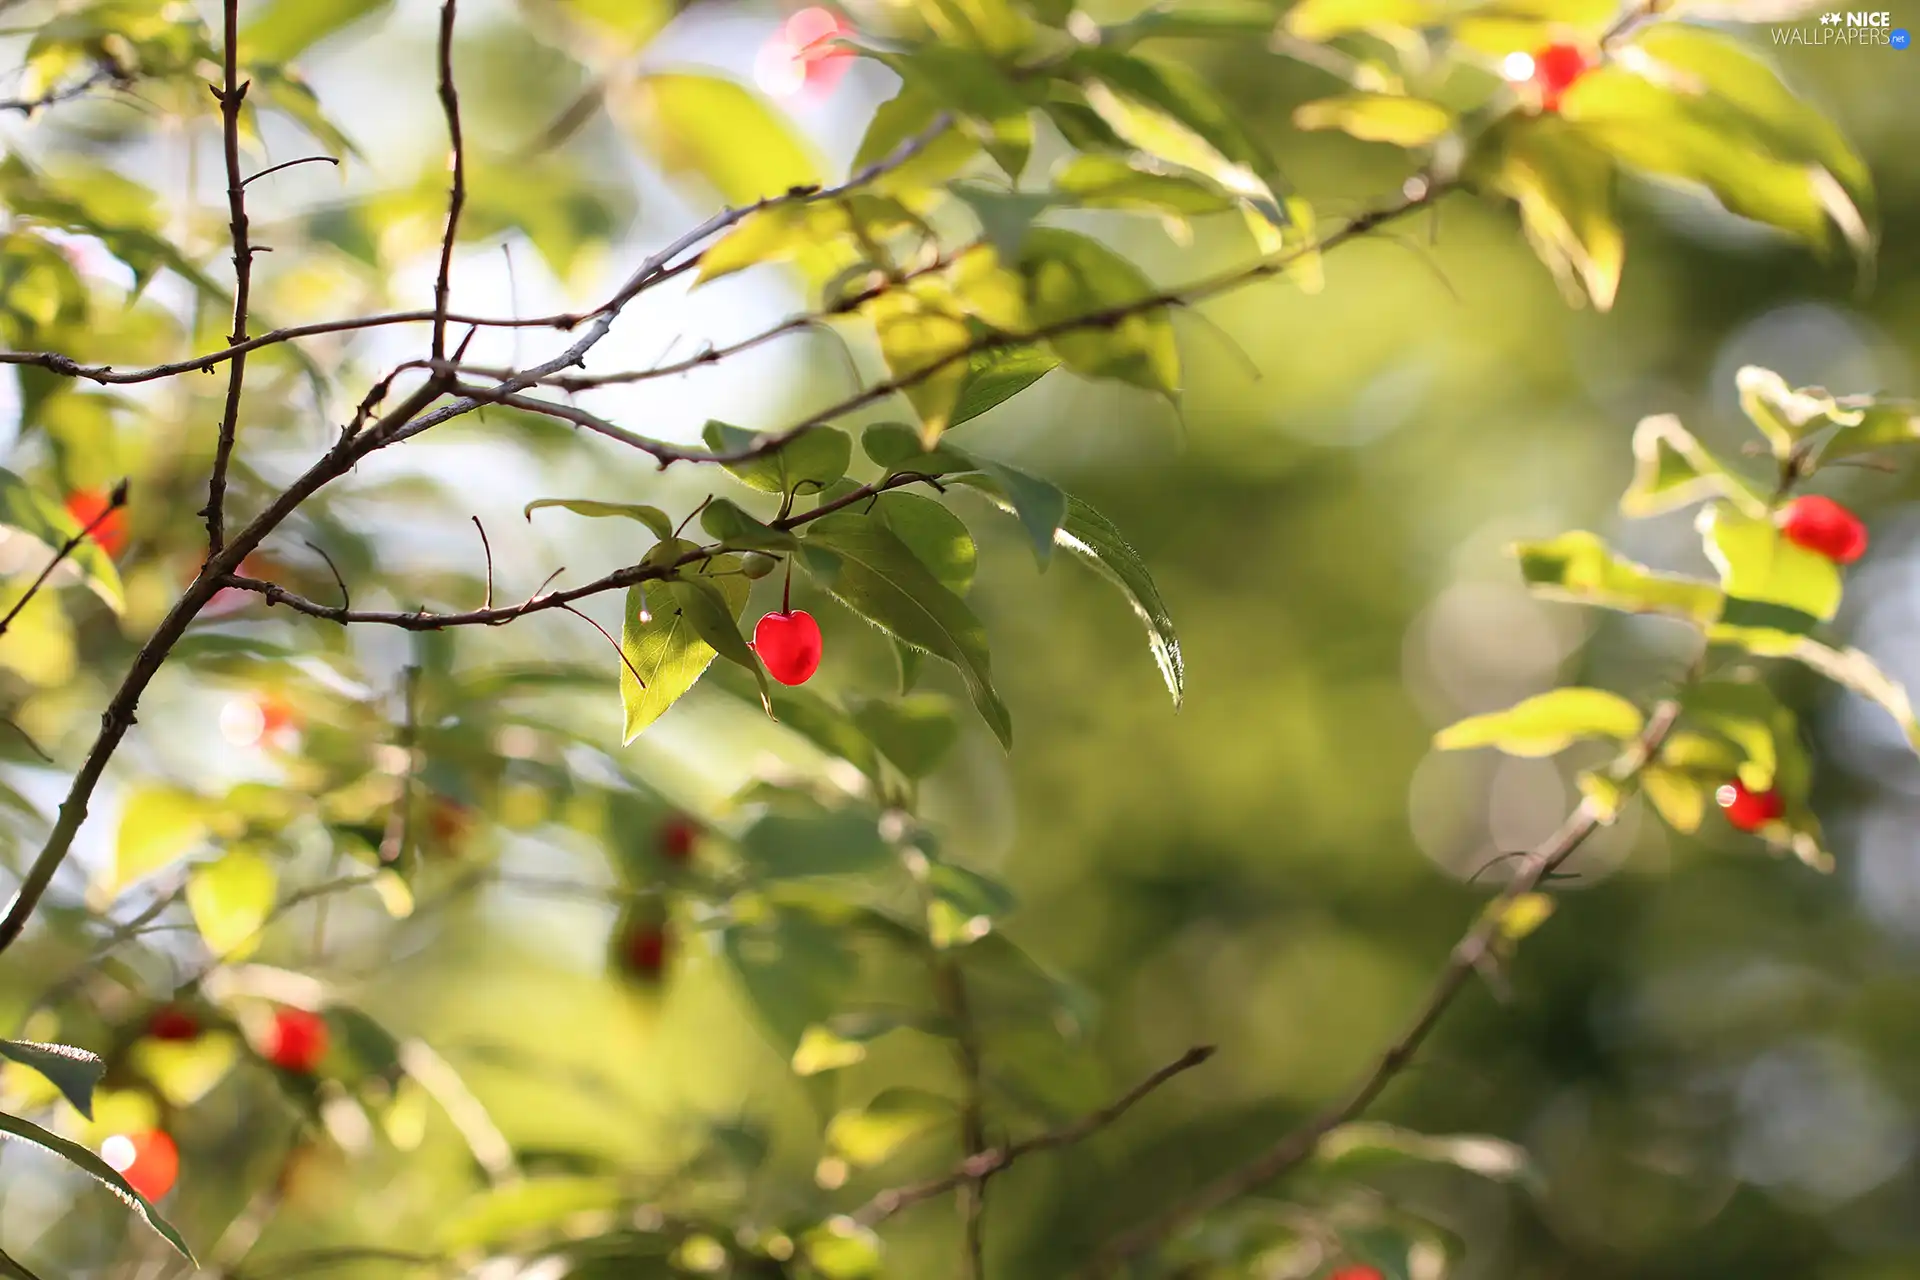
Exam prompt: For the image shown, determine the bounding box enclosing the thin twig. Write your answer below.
[0,62,127,114]
[558,603,643,689]
[471,517,493,610]
[0,479,126,639]
[203,0,255,554]
[301,539,351,610]
[431,0,466,364]
[241,155,340,188]
[852,1045,1217,1227]
[1085,698,1686,1273]
[377,665,425,867]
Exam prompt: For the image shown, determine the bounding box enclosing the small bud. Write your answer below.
[741,552,778,579]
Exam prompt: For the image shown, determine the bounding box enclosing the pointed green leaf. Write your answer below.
[871,46,1032,179]
[1435,688,1645,757]
[849,694,960,778]
[724,905,859,1055]
[614,72,821,206]
[951,346,1058,428]
[1294,93,1452,146]
[1052,153,1239,218]
[0,1110,193,1259]
[870,294,973,443]
[851,84,978,196]
[0,1040,103,1119]
[826,1088,953,1166]
[1466,115,1622,311]
[1514,531,1722,624]
[1317,1121,1534,1183]
[666,575,769,716]
[1784,639,1920,756]
[1700,502,1841,629]
[868,493,976,597]
[925,860,1016,948]
[703,422,851,497]
[1621,413,1769,518]
[739,803,891,878]
[242,0,391,61]
[620,566,751,741]
[523,498,673,540]
[701,498,800,551]
[109,787,212,894]
[801,517,1010,747]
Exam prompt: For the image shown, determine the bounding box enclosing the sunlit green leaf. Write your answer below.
[1514,530,1722,624]
[724,904,859,1055]
[872,46,1033,179]
[1294,93,1452,146]
[620,562,752,742]
[438,1176,625,1250]
[801,1217,884,1278]
[1317,1121,1535,1184]
[802,516,1012,747]
[826,1088,953,1165]
[109,787,212,894]
[1020,227,1179,395]
[926,860,1016,948]
[0,1110,193,1259]
[951,346,1059,428]
[1434,687,1645,757]
[870,291,974,443]
[0,467,123,613]
[1620,413,1768,518]
[524,499,673,540]
[0,1040,103,1119]
[242,0,391,62]
[1468,115,1623,311]
[701,498,800,552]
[703,421,851,497]
[187,847,278,961]
[614,72,822,206]
[850,694,960,779]
[667,575,770,716]
[1699,502,1840,636]
[739,803,891,878]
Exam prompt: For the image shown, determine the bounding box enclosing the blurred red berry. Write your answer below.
[426,797,473,853]
[65,487,127,558]
[102,1130,178,1201]
[659,814,699,863]
[754,6,854,99]
[1329,1269,1385,1280]
[1532,42,1590,112]
[1778,495,1868,564]
[263,1007,329,1074]
[622,924,668,977]
[147,1006,200,1042]
[257,694,301,738]
[1717,780,1784,832]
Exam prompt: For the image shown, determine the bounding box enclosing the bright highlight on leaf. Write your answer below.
[1434,688,1645,758]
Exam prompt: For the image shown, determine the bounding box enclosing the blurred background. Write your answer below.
[2,0,1919,1275]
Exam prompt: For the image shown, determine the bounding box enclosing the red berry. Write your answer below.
[659,814,699,863]
[263,1007,329,1074]
[753,610,823,686]
[64,487,127,558]
[1778,495,1868,565]
[147,1007,200,1042]
[756,7,855,98]
[622,925,668,976]
[1716,780,1785,832]
[1532,42,1590,112]
[102,1130,179,1202]
[1329,1269,1384,1280]
[426,797,473,853]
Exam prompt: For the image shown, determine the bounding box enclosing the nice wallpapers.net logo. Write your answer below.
[1774,10,1912,45]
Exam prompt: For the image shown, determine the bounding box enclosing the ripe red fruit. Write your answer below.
[263,1007,329,1074]
[755,6,855,99]
[102,1130,179,1201]
[1717,780,1785,832]
[1531,42,1590,112]
[753,610,823,686]
[1778,495,1868,565]
[659,814,699,863]
[64,487,127,558]
[1329,1268,1385,1280]
[147,1006,200,1042]
[622,924,668,977]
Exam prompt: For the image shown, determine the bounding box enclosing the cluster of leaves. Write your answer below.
[1436,367,1920,870]
[0,0,1887,1274]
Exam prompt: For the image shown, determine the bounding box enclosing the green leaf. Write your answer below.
[724,905,859,1055]
[666,576,770,717]
[438,1176,625,1250]
[1052,153,1239,219]
[187,847,278,961]
[109,787,211,894]
[0,1040,103,1119]
[1041,493,1183,705]
[1020,227,1178,395]
[869,493,976,597]
[620,566,752,742]
[0,1245,47,1280]
[851,85,979,196]
[700,498,800,551]
[703,421,851,497]
[1281,0,1446,39]
[801,1218,884,1279]
[1317,1121,1535,1184]
[710,665,881,775]
[1699,502,1841,633]
[1070,47,1288,226]
[1621,414,1769,518]
[696,196,915,285]
[738,804,891,878]
[1467,116,1623,311]
[242,0,391,61]
[614,72,822,206]
[1514,530,1722,624]
[1561,31,1873,264]
[850,695,960,779]
[1434,688,1645,757]
[1099,3,1279,48]
[925,860,1017,948]
[0,1110,193,1259]
[826,1088,953,1166]
[801,517,1012,748]
[1813,395,1920,464]
[516,0,674,56]
[870,292,974,443]
[1643,765,1711,834]
[524,499,673,541]
[871,46,1033,178]
[1735,364,1869,459]
[1783,640,1920,756]
[1293,94,1452,146]
[0,467,123,613]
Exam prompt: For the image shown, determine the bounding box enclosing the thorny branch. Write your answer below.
[203,0,255,554]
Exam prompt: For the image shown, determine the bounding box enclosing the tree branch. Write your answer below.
[202,0,255,554]
[0,478,126,639]
[431,0,466,365]
[1085,697,1685,1273]
[852,1044,1217,1227]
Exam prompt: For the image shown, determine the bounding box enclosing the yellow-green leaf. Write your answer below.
[187,847,278,961]
[614,72,822,206]
[1435,688,1645,757]
[108,787,212,895]
[1514,530,1722,624]
[1699,502,1841,629]
[1621,413,1768,518]
[1293,94,1452,146]
[1020,227,1178,396]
